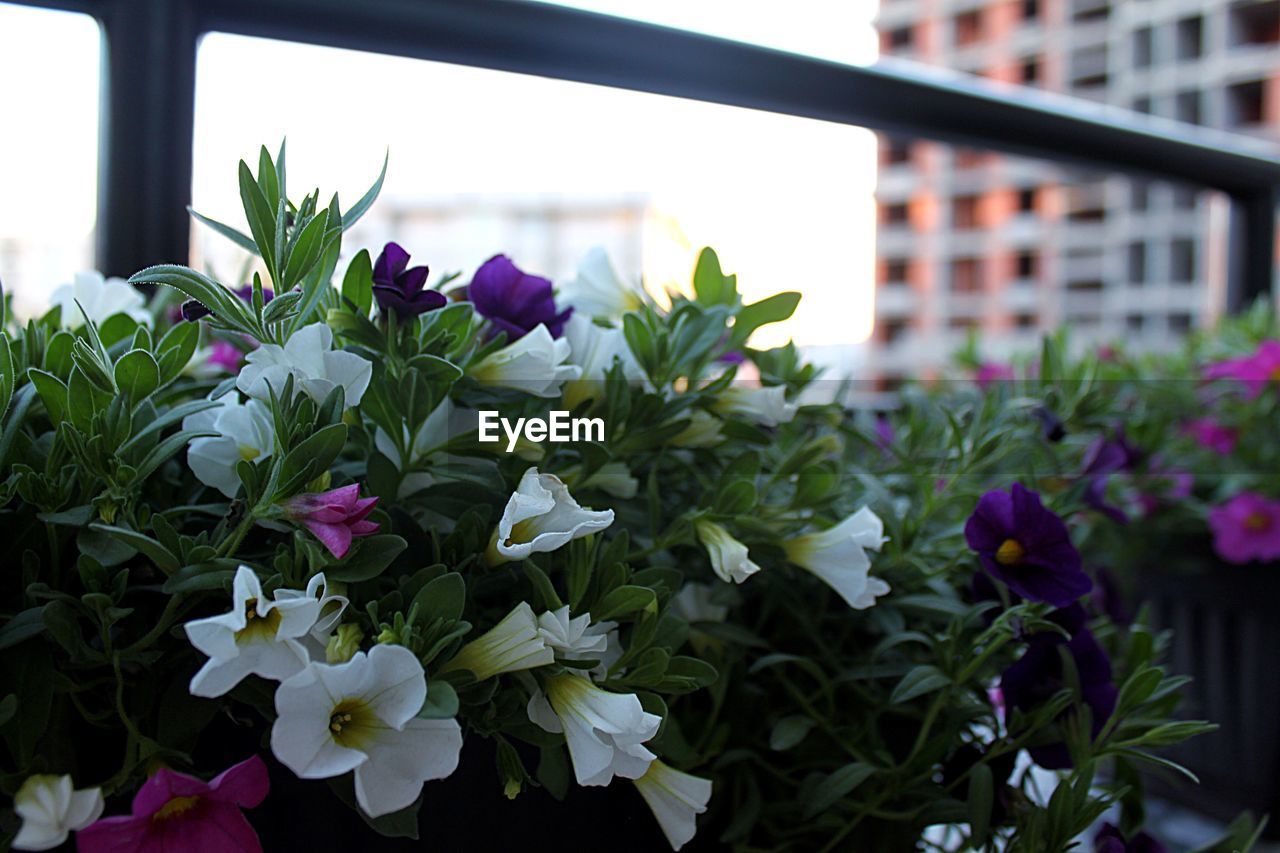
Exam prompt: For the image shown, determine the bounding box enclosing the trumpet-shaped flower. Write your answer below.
[577,461,639,500]
[783,507,889,609]
[12,774,103,851]
[372,242,446,318]
[282,484,379,559]
[671,409,725,448]
[442,602,555,680]
[50,270,151,330]
[77,757,267,853]
[633,760,713,851]
[537,606,615,663]
[670,583,729,624]
[487,468,614,565]
[695,519,760,584]
[183,394,276,498]
[712,385,796,427]
[561,313,645,409]
[273,572,350,659]
[184,566,323,697]
[271,644,463,818]
[237,322,372,408]
[468,324,581,398]
[469,254,571,340]
[559,246,645,320]
[1207,491,1280,564]
[527,673,661,786]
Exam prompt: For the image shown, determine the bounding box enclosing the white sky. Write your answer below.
[1,0,881,346]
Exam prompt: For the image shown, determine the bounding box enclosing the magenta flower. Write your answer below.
[964,483,1091,608]
[284,484,379,559]
[206,340,244,373]
[77,756,267,853]
[372,242,446,318]
[1207,491,1280,564]
[1183,418,1237,455]
[1204,340,1280,397]
[468,254,571,341]
[974,361,1015,389]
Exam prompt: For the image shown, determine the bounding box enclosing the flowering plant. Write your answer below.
[0,146,1230,851]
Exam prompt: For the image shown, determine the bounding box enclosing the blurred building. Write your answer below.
[870,0,1280,386]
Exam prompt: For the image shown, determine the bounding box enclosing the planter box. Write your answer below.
[1138,564,1280,834]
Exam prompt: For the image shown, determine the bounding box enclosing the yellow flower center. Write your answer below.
[238,444,261,462]
[328,698,376,749]
[152,795,200,822]
[236,599,282,642]
[995,538,1026,566]
[1245,512,1271,532]
[505,519,538,547]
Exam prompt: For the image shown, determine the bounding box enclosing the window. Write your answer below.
[1172,185,1199,209]
[1176,91,1202,125]
[1127,242,1147,283]
[954,149,987,169]
[1227,80,1267,127]
[0,5,101,318]
[1130,181,1151,211]
[1170,238,1197,283]
[951,257,984,292]
[1016,187,1038,214]
[887,26,913,50]
[1131,96,1152,115]
[1230,2,1280,46]
[952,195,980,229]
[881,202,911,226]
[1022,0,1040,22]
[883,138,913,165]
[1170,312,1194,333]
[949,317,980,331]
[955,11,983,46]
[879,318,908,345]
[1015,313,1037,328]
[1133,27,1153,68]
[883,258,910,283]
[1176,16,1204,60]
[1015,250,1038,280]
[1126,314,1145,332]
[1021,56,1041,85]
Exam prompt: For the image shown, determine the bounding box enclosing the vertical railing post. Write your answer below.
[95,0,199,279]
[1226,189,1278,313]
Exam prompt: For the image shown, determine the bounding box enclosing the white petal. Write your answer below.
[271,664,367,779]
[183,610,241,660]
[64,787,104,831]
[360,644,427,728]
[353,718,462,818]
[635,762,712,851]
[526,689,563,734]
[187,436,244,498]
[188,654,254,698]
[322,350,373,406]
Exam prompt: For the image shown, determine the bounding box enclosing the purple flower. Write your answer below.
[1082,431,1145,524]
[974,362,1015,389]
[1203,340,1280,398]
[468,254,571,341]
[77,755,267,852]
[183,284,273,322]
[1094,821,1166,853]
[1088,566,1132,627]
[1033,406,1066,442]
[1001,626,1117,769]
[1183,418,1237,455]
[965,483,1092,608]
[372,242,446,318]
[874,415,895,452]
[283,484,379,559]
[206,340,244,373]
[1207,491,1280,564]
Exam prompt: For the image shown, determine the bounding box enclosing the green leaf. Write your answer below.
[522,562,563,611]
[803,763,876,819]
[89,524,180,575]
[967,762,993,845]
[769,715,814,751]
[239,160,278,278]
[328,535,407,582]
[729,291,800,348]
[0,606,47,651]
[0,333,14,418]
[692,247,737,307]
[132,428,215,483]
[114,349,161,402]
[592,585,656,621]
[410,572,466,625]
[418,680,459,719]
[162,561,241,593]
[0,694,16,728]
[187,207,259,254]
[129,265,258,336]
[277,423,348,493]
[28,368,69,426]
[43,330,75,378]
[341,249,374,316]
[155,322,200,384]
[890,665,950,704]
[342,150,388,230]
[0,384,36,467]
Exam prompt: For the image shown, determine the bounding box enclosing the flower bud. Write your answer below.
[325,624,364,663]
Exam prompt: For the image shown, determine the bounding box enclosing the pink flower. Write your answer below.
[974,362,1015,389]
[76,756,267,853]
[1183,418,1237,455]
[284,484,379,558]
[207,340,244,373]
[1203,340,1280,398]
[1207,492,1280,564]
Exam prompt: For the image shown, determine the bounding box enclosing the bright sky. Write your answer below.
[1,0,881,347]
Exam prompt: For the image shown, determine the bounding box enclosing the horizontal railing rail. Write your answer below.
[9,0,1280,307]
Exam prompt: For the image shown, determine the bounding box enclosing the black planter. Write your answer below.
[1138,564,1280,836]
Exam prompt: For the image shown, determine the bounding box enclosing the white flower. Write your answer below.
[468,324,580,398]
[713,385,796,427]
[441,602,555,680]
[49,271,150,330]
[559,246,645,320]
[271,644,463,818]
[578,462,639,500]
[184,394,276,498]
[536,606,616,663]
[237,322,372,408]
[12,775,103,851]
[561,313,645,408]
[527,673,661,786]
[634,760,713,851]
[783,507,889,609]
[589,627,624,681]
[184,566,324,697]
[487,468,614,565]
[671,409,725,448]
[273,573,350,659]
[695,520,761,584]
[670,583,729,624]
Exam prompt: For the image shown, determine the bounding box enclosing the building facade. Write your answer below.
[871,0,1280,385]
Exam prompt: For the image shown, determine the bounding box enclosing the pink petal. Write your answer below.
[350,520,380,537]
[76,814,151,852]
[305,519,352,559]
[207,756,269,809]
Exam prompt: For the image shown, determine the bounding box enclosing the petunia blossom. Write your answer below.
[372,242,446,318]
[1207,491,1280,564]
[486,468,613,565]
[783,507,889,609]
[536,606,615,664]
[468,323,581,398]
[236,322,372,409]
[973,361,1015,389]
[50,271,151,330]
[561,313,645,409]
[695,520,761,584]
[633,760,713,851]
[12,774,102,851]
[558,246,644,321]
[441,601,555,680]
[183,394,276,499]
[964,483,1092,608]
[271,644,462,818]
[527,673,661,786]
[184,565,324,697]
[282,484,379,559]
[469,254,571,341]
[712,385,796,427]
[76,756,268,853]
[1081,431,1145,524]
[1183,418,1237,455]
[1203,339,1280,397]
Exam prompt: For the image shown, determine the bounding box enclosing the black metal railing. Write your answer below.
[10,0,1280,309]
